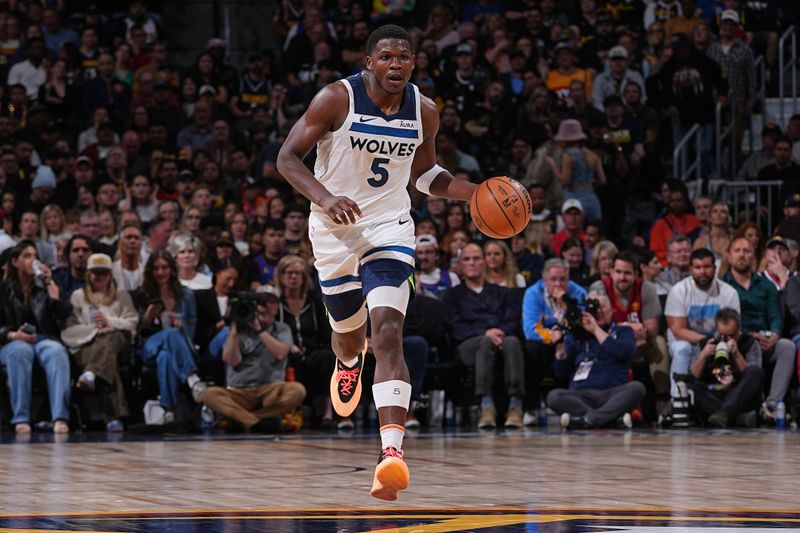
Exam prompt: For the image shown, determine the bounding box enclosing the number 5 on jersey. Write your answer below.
[368,157,389,187]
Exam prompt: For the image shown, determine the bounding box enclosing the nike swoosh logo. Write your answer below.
[359,116,378,122]
[399,219,409,225]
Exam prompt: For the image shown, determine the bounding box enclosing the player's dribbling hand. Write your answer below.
[321,196,363,225]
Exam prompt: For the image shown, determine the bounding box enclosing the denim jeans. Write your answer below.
[141,328,198,409]
[209,327,230,359]
[0,337,71,424]
[668,339,698,398]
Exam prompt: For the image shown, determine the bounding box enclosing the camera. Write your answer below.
[228,291,270,329]
[561,295,600,338]
[713,340,731,367]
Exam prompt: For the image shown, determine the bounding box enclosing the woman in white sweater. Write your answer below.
[62,253,139,432]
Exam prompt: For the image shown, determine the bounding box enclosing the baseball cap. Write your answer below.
[415,234,439,250]
[216,231,234,246]
[31,165,56,189]
[720,9,740,24]
[554,41,574,53]
[87,253,113,271]
[177,169,194,181]
[766,236,790,251]
[785,194,800,208]
[762,123,782,137]
[608,45,629,59]
[561,198,584,214]
[255,284,280,299]
[199,84,217,96]
[455,43,473,56]
[75,155,94,168]
[207,38,227,49]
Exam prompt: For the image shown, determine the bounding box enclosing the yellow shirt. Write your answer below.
[546,68,593,100]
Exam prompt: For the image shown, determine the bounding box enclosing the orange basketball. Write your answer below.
[470,176,532,239]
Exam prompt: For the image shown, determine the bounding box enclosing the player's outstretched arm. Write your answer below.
[277,84,363,225]
[410,96,477,203]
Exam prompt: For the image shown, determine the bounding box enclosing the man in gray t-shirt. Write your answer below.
[590,251,670,415]
[200,285,306,431]
[665,249,740,398]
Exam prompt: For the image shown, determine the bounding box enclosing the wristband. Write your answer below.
[416,164,445,195]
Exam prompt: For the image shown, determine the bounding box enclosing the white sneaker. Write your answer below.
[621,412,633,429]
[523,411,538,427]
[560,413,571,428]
[337,417,355,430]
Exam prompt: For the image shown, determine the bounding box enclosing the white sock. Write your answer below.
[80,371,95,385]
[186,374,200,388]
[341,356,359,367]
[380,423,405,451]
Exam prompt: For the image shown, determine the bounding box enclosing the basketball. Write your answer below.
[470,176,533,239]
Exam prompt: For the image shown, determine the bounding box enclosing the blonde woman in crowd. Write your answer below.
[484,240,526,288]
[62,254,139,432]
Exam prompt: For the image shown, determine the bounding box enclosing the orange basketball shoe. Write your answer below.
[330,341,367,417]
[370,446,410,501]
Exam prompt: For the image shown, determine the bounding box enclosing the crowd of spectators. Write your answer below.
[0,0,799,434]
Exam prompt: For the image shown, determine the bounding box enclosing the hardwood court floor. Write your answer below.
[0,427,798,531]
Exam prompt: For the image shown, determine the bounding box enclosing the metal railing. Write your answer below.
[750,55,769,153]
[779,26,798,124]
[721,180,782,236]
[673,124,702,182]
[715,102,735,181]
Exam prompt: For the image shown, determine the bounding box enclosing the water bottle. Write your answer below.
[776,401,786,429]
[32,260,43,279]
[201,405,215,430]
[445,400,455,426]
[538,399,548,427]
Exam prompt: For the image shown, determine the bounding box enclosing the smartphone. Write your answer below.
[21,323,36,335]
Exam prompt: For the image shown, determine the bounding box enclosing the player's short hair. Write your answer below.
[367,24,412,56]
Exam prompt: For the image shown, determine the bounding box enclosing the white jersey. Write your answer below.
[313,73,422,226]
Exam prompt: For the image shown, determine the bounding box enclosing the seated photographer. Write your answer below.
[688,308,764,428]
[522,258,587,424]
[200,285,307,432]
[442,243,525,430]
[590,251,671,417]
[61,254,139,432]
[720,238,795,423]
[0,241,72,434]
[546,292,645,429]
[665,248,740,399]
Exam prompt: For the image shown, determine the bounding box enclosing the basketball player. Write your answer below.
[277,25,476,501]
